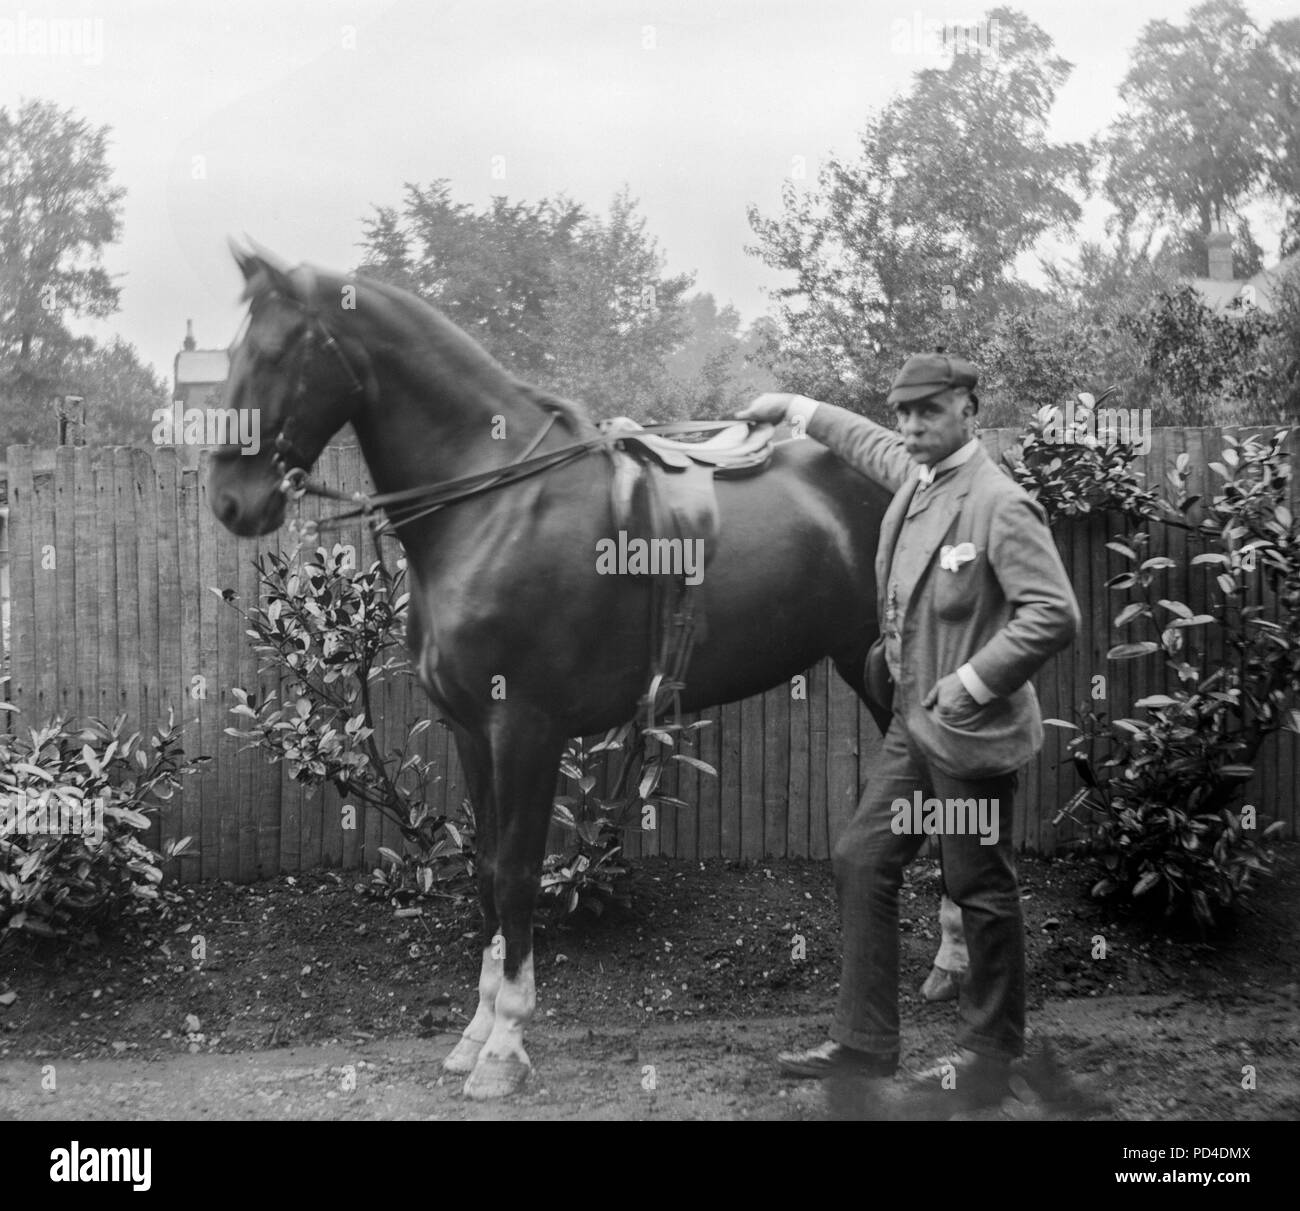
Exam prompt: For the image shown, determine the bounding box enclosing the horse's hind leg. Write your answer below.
[442,725,501,1076]
[463,709,565,1100]
[922,893,968,1002]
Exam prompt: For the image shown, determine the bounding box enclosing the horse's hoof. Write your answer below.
[920,965,962,1003]
[442,1035,486,1075]
[462,1051,532,1100]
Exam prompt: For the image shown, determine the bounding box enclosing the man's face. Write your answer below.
[894,389,973,466]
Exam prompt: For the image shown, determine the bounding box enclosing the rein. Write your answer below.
[278,415,753,536]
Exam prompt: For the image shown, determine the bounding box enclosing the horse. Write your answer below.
[209,244,931,1099]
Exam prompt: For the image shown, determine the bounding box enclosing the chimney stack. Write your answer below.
[183,319,196,351]
[1206,231,1234,282]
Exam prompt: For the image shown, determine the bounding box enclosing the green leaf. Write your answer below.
[1134,694,1177,708]
[1107,641,1160,660]
[21,918,58,938]
[671,755,718,776]
[1114,603,1150,627]
[1157,599,1192,618]
[1170,614,1215,627]
[1133,870,1161,897]
[1041,718,1079,730]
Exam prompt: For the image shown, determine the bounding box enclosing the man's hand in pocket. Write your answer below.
[923,673,981,719]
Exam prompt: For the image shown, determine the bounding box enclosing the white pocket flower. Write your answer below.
[939,542,977,573]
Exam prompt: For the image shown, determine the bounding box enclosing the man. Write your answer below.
[737,352,1080,1109]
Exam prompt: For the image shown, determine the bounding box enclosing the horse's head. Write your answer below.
[209,240,371,536]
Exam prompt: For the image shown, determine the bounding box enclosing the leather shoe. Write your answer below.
[911,1047,1012,1109]
[777,1040,896,1079]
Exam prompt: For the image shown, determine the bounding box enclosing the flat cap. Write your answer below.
[887,350,979,405]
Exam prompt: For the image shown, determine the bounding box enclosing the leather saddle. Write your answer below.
[601,418,775,477]
[598,418,776,726]
[600,418,777,575]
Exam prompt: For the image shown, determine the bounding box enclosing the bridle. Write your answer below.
[262,283,370,496]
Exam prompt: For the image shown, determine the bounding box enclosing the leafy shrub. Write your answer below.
[1027,427,1295,928]
[365,807,475,906]
[0,708,199,947]
[1008,391,1161,519]
[222,544,476,902]
[1120,285,1285,425]
[543,708,715,920]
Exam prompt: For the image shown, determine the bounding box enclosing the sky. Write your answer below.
[2,0,1297,387]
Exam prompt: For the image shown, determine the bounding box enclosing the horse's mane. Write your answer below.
[343,268,599,439]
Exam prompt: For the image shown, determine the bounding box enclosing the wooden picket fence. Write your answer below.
[1,428,1296,882]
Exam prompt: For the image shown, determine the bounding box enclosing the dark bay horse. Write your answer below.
[210,245,894,1099]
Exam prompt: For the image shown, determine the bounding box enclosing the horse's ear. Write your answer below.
[230,236,295,301]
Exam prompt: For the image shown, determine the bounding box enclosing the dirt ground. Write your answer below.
[1,849,1297,1120]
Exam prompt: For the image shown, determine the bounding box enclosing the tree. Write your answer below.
[747,7,1088,416]
[1259,16,1300,256]
[357,183,693,421]
[664,294,779,418]
[1100,1,1271,268]
[75,338,171,446]
[0,99,124,446]
[541,190,693,420]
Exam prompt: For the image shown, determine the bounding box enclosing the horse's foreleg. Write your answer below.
[442,871,500,1074]
[443,725,501,1076]
[463,713,563,1100]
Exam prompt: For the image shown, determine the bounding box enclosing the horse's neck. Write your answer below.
[353,386,549,498]
[339,290,606,591]
[351,328,559,498]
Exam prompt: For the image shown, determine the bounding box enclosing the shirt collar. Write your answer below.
[916,437,979,486]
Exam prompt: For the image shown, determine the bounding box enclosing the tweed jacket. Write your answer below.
[807,402,1081,778]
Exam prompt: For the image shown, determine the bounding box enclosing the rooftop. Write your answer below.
[1187,252,1300,315]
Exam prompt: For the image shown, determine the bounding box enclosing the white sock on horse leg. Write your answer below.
[480,951,536,1061]
[934,893,969,973]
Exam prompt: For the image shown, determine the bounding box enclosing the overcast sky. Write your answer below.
[3,0,1296,386]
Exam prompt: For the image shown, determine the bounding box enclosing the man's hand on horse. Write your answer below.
[735,393,813,425]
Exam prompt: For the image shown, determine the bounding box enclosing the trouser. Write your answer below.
[829,711,1024,1063]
